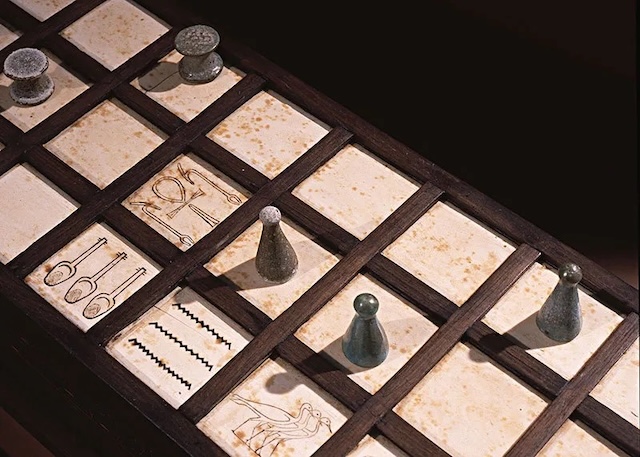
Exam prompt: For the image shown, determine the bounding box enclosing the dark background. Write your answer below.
[190,0,638,287]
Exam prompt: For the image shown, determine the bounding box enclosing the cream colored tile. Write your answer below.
[9,0,74,21]
[0,50,89,131]
[25,222,160,331]
[60,0,168,70]
[383,201,516,305]
[198,357,350,457]
[537,420,626,456]
[591,338,639,428]
[107,287,252,408]
[123,153,249,251]
[131,50,243,122]
[296,273,437,394]
[45,98,167,188]
[205,217,340,319]
[347,434,409,457]
[393,342,548,457]
[207,90,330,179]
[292,144,420,240]
[0,163,77,263]
[482,262,624,380]
[0,21,19,49]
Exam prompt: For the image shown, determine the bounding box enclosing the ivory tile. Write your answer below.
[538,420,626,456]
[0,21,19,49]
[8,0,74,21]
[383,201,515,305]
[347,435,409,456]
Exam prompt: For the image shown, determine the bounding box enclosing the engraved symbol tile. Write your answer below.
[131,50,244,122]
[45,98,167,188]
[59,0,169,70]
[0,20,20,49]
[591,337,639,428]
[393,342,548,457]
[107,287,252,408]
[482,262,624,380]
[0,50,90,131]
[383,201,516,305]
[205,216,340,319]
[25,222,160,331]
[296,273,438,394]
[292,144,420,240]
[537,420,626,456]
[123,153,250,250]
[207,90,330,179]
[197,357,350,457]
[8,0,75,21]
[347,435,409,457]
[0,163,77,263]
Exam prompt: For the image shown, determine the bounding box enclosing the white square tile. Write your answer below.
[347,435,409,457]
[9,0,75,21]
[538,420,626,456]
[0,20,20,49]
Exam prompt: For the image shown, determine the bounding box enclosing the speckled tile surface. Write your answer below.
[393,342,548,457]
[0,163,77,263]
[296,273,437,394]
[0,50,89,131]
[0,21,20,49]
[382,201,516,305]
[347,435,409,457]
[107,287,252,408]
[198,357,350,457]
[123,153,250,251]
[292,144,420,240]
[45,98,167,188]
[591,337,640,428]
[8,0,74,21]
[25,222,160,331]
[131,50,244,122]
[482,262,624,380]
[538,420,626,456]
[207,90,330,179]
[205,217,340,319]
[60,0,169,70]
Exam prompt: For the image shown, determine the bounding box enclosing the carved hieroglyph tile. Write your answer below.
[0,20,19,49]
[107,287,252,408]
[123,153,250,251]
[60,0,169,70]
[205,217,340,319]
[347,434,409,457]
[0,50,89,131]
[0,164,77,263]
[8,0,75,21]
[131,50,244,122]
[292,144,420,240]
[538,420,626,457]
[198,357,350,457]
[296,273,437,394]
[25,222,160,331]
[393,342,548,457]
[482,262,624,380]
[591,337,640,428]
[383,201,516,305]
[207,90,330,179]
[45,98,167,188]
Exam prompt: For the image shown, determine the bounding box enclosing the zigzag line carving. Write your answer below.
[172,303,232,349]
[149,321,214,371]
[128,338,192,389]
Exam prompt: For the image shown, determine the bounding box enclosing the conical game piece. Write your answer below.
[536,262,583,342]
[342,293,389,368]
[255,206,298,284]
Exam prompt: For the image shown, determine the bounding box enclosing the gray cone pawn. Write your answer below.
[536,262,583,342]
[255,206,298,284]
[174,25,223,83]
[3,48,54,106]
[342,293,389,368]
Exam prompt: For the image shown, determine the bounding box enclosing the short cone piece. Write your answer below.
[342,293,389,368]
[536,262,583,342]
[255,206,298,284]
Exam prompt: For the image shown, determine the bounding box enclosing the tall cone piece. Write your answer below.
[536,262,583,342]
[342,293,389,368]
[255,206,298,284]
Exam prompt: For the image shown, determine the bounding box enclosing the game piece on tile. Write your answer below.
[3,48,54,106]
[342,293,389,368]
[174,25,223,84]
[536,262,583,342]
[255,206,299,284]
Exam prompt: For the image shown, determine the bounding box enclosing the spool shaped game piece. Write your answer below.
[342,293,389,368]
[3,48,54,106]
[174,24,223,83]
[255,206,298,284]
[536,262,583,342]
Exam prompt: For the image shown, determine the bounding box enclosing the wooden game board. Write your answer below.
[0,1,638,456]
